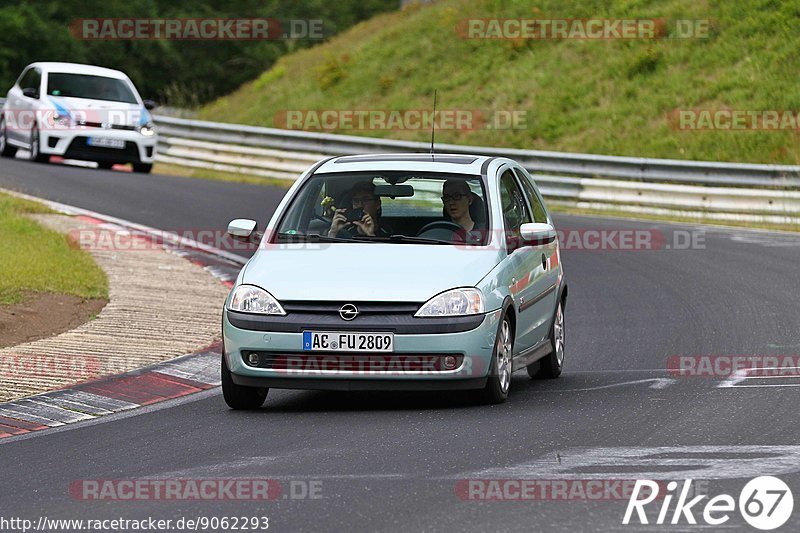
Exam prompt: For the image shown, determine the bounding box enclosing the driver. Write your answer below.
[95,77,119,101]
[328,181,391,238]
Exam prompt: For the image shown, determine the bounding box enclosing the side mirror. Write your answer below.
[21,87,38,99]
[520,222,557,246]
[143,99,157,110]
[228,219,258,239]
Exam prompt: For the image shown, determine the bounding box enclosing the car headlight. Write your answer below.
[415,288,484,317]
[47,113,71,128]
[138,123,156,136]
[228,285,285,315]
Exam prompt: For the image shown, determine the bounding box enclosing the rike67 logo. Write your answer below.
[623,476,794,530]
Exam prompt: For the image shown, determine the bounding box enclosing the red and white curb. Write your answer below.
[0,345,222,438]
[0,188,248,440]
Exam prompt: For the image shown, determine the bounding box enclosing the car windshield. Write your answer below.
[46,73,138,104]
[275,172,490,245]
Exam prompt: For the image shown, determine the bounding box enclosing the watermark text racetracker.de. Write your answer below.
[2,108,152,133]
[68,227,261,253]
[70,18,326,40]
[667,355,800,377]
[0,353,100,381]
[457,18,712,40]
[670,109,800,131]
[67,228,706,253]
[244,353,488,377]
[69,478,322,501]
[553,229,704,251]
[457,478,708,501]
[274,109,528,131]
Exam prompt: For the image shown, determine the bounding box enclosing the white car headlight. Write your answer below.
[415,288,484,317]
[138,123,156,136]
[228,285,285,315]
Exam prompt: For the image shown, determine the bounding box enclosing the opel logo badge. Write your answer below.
[339,304,358,321]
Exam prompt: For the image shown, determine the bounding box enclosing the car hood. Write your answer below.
[241,243,502,302]
[47,96,149,127]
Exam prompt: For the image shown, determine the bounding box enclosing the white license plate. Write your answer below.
[87,137,125,149]
[303,331,394,352]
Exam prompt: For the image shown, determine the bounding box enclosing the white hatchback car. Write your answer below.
[0,62,157,173]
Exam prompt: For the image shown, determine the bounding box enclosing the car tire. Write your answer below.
[28,126,48,163]
[97,161,114,170]
[221,353,268,410]
[475,312,514,404]
[0,118,17,158]
[132,163,153,174]
[528,299,565,379]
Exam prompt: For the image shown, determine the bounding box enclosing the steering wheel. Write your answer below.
[416,221,463,239]
[311,213,331,224]
[308,213,360,239]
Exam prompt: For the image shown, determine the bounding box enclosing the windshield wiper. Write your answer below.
[275,232,349,243]
[350,234,452,245]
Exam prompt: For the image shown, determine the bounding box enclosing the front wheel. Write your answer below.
[0,118,18,158]
[476,313,513,404]
[528,299,565,379]
[28,127,48,163]
[221,354,268,410]
[132,163,153,173]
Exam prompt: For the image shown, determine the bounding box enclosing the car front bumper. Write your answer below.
[222,308,503,391]
[41,129,157,164]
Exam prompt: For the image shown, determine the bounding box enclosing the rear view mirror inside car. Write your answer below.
[375,184,414,198]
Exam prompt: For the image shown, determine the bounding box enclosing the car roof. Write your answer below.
[26,62,129,80]
[314,153,496,176]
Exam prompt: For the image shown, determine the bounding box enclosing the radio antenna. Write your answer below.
[430,89,437,160]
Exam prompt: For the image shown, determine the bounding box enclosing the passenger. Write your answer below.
[328,181,391,238]
[441,179,488,244]
[442,179,477,231]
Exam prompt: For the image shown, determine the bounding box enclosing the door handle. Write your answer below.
[541,254,547,270]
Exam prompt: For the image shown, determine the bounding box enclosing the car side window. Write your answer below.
[19,68,41,96]
[17,68,31,88]
[499,169,531,248]
[513,168,548,223]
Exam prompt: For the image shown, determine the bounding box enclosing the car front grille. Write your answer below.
[242,352,465,374]
[76,121,137,131]
[281,301,420,315]
[64,136,140,161]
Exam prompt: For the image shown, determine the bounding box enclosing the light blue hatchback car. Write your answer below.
[222,154,568,408]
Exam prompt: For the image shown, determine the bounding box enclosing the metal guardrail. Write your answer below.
[154,116,800,188]
[152,115,800,224]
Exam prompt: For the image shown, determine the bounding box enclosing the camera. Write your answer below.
[344,207,364,222]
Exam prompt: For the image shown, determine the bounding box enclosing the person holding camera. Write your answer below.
[328,181,391,238]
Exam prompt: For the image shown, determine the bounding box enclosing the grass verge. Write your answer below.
[199,0,800,165]
[0,192,108,305]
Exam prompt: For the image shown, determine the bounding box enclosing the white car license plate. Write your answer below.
[303,331,394,352]
[87,137,125,149]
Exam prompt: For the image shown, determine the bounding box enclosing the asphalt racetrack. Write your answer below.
[1,157,798,531]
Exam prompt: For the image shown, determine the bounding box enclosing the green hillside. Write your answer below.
[200,0,800,165]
